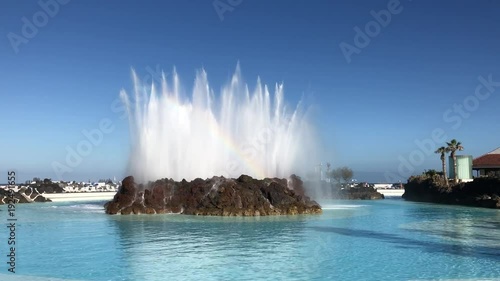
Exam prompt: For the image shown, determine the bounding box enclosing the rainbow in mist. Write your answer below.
[120,64,319,183]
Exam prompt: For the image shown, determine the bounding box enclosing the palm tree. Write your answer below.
[447,139,464,183]
[435,146,449,187]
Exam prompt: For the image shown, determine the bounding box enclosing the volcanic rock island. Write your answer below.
[104,174,322,216]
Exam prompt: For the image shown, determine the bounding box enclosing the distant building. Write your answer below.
[449,155,473,181]
[472,147,500,177]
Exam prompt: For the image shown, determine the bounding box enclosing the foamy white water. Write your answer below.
[121,65,318,182]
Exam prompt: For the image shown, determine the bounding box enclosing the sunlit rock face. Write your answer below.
[104,175,322,216]
[120,65,319,183]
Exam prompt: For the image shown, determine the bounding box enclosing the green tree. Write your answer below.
[435,146,450,187]
[423,169,442,177]
[447,139,464,183]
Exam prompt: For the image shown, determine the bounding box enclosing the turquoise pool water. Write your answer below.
[1,199,499,280]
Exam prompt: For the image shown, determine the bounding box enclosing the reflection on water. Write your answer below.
[401,204,500,250]
[107,214,312,281]
[310,225,500,262]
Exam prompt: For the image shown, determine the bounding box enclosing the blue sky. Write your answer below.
[1,0,500,183]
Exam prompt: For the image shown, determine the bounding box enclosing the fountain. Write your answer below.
[105,64,321,215]
[120,64,319,183]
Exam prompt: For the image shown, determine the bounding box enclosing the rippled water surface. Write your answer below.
[1,199,500,280]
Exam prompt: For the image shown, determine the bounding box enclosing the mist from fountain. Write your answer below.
[120,65,319,183]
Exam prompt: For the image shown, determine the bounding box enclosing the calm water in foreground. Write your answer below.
[1,199,499,281]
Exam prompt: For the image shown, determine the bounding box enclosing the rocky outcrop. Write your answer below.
[0,187,51,204]
[403,176,500,209]
[31,183,64,193]
[6,182,64,194]
[336,186,384,200]
[104,175,322,216]
[304,181,384,200]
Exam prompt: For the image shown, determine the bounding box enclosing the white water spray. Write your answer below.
[120,65,318,183]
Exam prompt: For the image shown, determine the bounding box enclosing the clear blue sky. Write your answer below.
[1,0,500,183]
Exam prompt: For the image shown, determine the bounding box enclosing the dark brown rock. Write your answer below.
[104,175,322,216]
[339,187,385,200]
[403,176,500,209]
